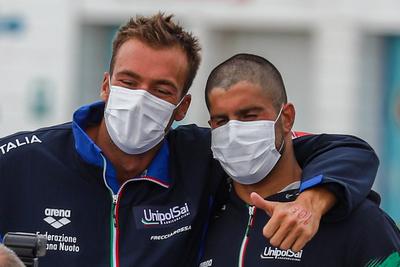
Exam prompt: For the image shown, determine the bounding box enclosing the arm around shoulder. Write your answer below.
[294,133,379,221]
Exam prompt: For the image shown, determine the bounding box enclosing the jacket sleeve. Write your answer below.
[347,202,400,266]
[293,134,379,221]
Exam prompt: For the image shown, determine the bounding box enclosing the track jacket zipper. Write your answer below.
[238,205,256,267]
[101,154,134,267]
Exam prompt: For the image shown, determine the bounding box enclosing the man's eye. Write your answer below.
[121,80,136,87]
[243,114,257,120]
[156,88,172,95]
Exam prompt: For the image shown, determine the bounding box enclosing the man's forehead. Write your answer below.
[209,82,275,112]
[113,39,188,90]
[222,80,261,90]
[210,81,271,101]
[115,39,186,65]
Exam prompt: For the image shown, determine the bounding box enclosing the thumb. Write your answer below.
[250,192,277,216]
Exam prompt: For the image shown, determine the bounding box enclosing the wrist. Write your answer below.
[297,186,337,216]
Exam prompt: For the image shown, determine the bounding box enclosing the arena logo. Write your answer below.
[0,135,42,155]
[141,203,190,227]
[260,246,303,261]
[43,208,71,229]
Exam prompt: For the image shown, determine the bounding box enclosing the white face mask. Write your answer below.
[104,82,182,154]
[211,108,284,185]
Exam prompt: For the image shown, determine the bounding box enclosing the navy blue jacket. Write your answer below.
[200,187,400,267]
[0,102,379,266]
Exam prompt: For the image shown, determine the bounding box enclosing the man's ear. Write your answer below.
[282,103,295,134]
[100,72,110,102]
[174,94,191,121]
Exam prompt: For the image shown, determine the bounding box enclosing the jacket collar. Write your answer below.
[72,101,171,193]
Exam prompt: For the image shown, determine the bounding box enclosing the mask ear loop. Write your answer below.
[164,95,189,135]
[103,76,113,110]
[274,105,285,123]
[275,104,286,154]
[278,138,285,154]
[108,75,112,88]
[106,75,115,102]
[175,94,188,108]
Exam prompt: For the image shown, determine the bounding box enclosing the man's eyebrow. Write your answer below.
[210,114,228,121]
[116,70,141,79]
[235,106,264,115]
